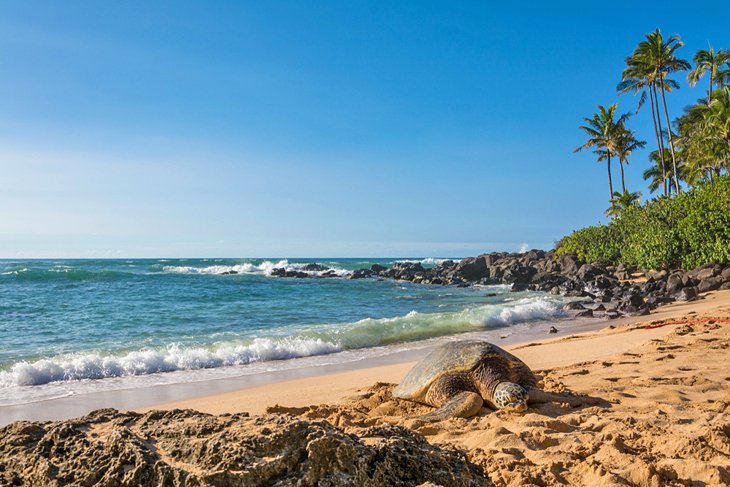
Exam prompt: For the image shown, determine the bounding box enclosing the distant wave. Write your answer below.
[0,296,563,388]
[0,267,133,281]
[1,268,29,276]
[162,260,352,277]
[393,258,455,266]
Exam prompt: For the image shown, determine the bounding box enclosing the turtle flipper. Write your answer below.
[409,391,483,426]
[527,387,599,407]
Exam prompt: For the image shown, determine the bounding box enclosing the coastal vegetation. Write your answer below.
[565,29,730,270]
[557,175,730,269]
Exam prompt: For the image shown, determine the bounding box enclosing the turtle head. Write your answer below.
[493,382,528,412]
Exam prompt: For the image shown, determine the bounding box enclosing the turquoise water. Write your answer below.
[0,258,567,397]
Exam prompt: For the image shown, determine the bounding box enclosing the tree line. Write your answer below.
[575,29,730,215]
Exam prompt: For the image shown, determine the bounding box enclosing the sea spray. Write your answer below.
[162,259,353,277]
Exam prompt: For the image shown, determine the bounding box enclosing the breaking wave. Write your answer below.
[394,258,455,266]
[0,296,563,388]
[162,260,352,277]
[0,338,341,387]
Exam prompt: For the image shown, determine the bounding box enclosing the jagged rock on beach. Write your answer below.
[0,409,492,487]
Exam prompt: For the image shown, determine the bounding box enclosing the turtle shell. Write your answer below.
[393,340,530,400]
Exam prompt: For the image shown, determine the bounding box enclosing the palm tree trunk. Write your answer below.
[649,86,668,195]
[709,72,713,104]
[607,155,614,200]
[619,160,626,192]
[659,79,681,194]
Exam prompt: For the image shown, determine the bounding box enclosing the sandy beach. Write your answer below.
[145,289,730,417]
[134,289,730,486]
[5,6,730,485]
[2,291,729,486]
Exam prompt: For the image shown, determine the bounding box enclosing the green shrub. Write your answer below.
[556,225,622,263]
[675,177,730,268]
[556,176,730,269]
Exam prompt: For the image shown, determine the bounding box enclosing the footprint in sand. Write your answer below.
[566,369,590,376]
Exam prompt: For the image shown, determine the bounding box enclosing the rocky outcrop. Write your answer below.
[253,252,730,322]
[270,263,339,278]
[0,408,491,487]
[346,251,730,321]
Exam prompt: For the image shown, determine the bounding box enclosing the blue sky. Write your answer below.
[1,1,728,258]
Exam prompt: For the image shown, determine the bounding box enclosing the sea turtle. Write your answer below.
[394,340,590,424]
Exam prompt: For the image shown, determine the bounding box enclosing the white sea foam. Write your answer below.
[0,338,341,387]
[394,258,454,266]
[0,295,564,388]
[328,296,564,349]
[163,260,352,277]
[1,268,29,275]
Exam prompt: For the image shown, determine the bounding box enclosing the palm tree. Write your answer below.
[675,88,730,181]
[619,49,668,195]
[707,88,730,146]
[606,190,642,218]
[614,126,646,192]
[575,104,630,200]
[652,30,690,193]
[718,63,730,88]
[643,150,669,193]
[643,148,685,193]
[688,47,730,103]
[620,29,690,194]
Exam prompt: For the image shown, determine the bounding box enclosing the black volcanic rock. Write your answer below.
[558,253,582,275]
[351,269,373,279]
[453,257,489,281]
[262,249,728,322]
[697,276,723,293]
[666,272,685,293]
[577,264,604,281]
[675,286,699,301]
[502,265,536,284]
[302,263,328,272]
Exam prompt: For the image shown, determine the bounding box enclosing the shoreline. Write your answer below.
[1,290,726,427]
[2,291,728,485]
[141,289,730,416]
[3,252,728,422]
[0,312,601,426]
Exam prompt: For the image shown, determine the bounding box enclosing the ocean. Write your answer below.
[0,258,571,405]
